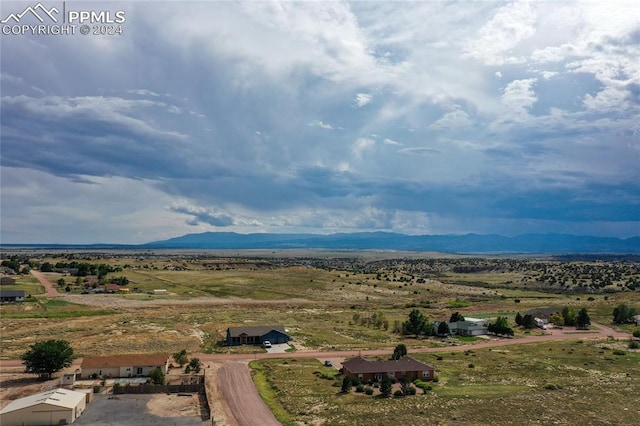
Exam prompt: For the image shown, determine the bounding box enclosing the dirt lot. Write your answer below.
[74,394,209,426]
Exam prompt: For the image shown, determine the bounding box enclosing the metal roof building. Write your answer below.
[0,388,87,426]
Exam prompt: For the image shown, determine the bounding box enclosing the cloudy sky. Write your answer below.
[1,0,639,244]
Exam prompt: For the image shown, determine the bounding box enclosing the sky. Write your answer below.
[1,0,639,244]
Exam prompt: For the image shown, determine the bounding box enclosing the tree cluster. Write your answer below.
[613,304,638,324]
[487,316,514,337]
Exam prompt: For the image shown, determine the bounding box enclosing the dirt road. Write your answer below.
[30,270,60,297]
[217,362,280,426]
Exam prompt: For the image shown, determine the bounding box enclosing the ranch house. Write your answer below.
[80,354,169,379]
[226,325,291,346]
[341,356,435,383]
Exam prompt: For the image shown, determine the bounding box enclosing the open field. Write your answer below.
[252,339,640,425]
[1,251,639,424]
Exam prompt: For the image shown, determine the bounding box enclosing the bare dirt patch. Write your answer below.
[147,393,200,417]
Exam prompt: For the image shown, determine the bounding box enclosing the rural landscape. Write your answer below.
[1,249,639,425]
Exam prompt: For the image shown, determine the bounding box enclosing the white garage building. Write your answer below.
[0,388,86,426]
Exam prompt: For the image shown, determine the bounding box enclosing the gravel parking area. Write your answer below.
[74,394,209,426]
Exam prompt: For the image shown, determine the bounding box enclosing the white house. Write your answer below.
[448,317,489,336]
[0,388,87,426]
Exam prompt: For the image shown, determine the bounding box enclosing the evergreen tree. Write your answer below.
[522,314,536,329]
[380,376,392,397]
[515,312,523,326]
[404,309,427,337]
[449,312,465,323]
[576,308,591,328]
[391,344,408,360]
[562,307,576,326]
[437,321,450,336]
[341,376,352,393]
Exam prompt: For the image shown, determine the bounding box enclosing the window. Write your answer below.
[358,374,363,380]
[422,370,431,378]
[387,372,395,378]
[374,374,382,381]
[137,367,143,375]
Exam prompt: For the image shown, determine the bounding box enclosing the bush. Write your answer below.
[112,383,121,394]
[544,383,562,390]
[93,385,102,393]
[612,349,626,355]
[393,390,404,397]
[365,386,374,395]
[355,384,365,393]
[629,340,639,349]
[468,363,475,368]
[633,329,640,338]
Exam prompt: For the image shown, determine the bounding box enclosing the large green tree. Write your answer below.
[487,316,514,337]
[403,309,427,338]
[437,321,450,336]
[449,312,465,323]
[613,304,638,324]
[576,308,591,328]
[21,340,74,380]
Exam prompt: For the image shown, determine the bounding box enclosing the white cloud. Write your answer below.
[308,120,334,130]
[352,137,375,159]
[500,78,538,121]
[355,93,373,107]
[383,138,402,146]
[466,0,537,65]
[430,108,473,130]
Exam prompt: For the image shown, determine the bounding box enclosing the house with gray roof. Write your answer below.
[0,289,24,303]
[226,325,291,346]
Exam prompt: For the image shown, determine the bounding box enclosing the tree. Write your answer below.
[380,375,392,397]
[341,376,352,393]
[57,278,66,287]
[522,314,536,329]
[21,340,74,380]
[562,307,576,327]
[549,312,564,327]
[148,367,165,385]
[576,308,591,329]
[437,321,450,336]
[515,312,523,326]
[391,344,408,360]
[404,309,427,338]
[400,376,413,396]
[487,316,514,337]
[613,304,638,324]
[188,357,202,373]
[173,349,188,367]
[449,312,465,323]
[40,262,54,272]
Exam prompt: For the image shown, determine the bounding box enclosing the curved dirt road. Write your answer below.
[218,362,280,426]
[30,270,60,297]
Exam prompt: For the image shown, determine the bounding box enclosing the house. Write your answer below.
[0,276,16,285]
[80,354,169,379]
[0,289,25,303]
[151,289,167,295]
[104,283,120,293]
[449,317,489,336]
[633,314,640,326]
[226,325,291,346]
[342,356,435,383]
[0,388,87,426]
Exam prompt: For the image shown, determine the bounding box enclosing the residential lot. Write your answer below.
[74,394,209,426]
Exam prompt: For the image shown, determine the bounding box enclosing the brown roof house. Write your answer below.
[342,356,435,383]
[80,354,169,379]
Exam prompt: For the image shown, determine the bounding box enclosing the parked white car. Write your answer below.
[262,340,272,348]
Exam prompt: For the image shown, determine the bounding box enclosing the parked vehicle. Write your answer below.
[262,340,272,348]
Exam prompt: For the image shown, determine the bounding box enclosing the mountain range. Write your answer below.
[142,232,640,254]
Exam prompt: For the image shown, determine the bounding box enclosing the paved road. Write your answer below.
[217,362,280,426]
[30,270,60,297]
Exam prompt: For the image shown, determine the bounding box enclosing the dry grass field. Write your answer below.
[1,251,639,424]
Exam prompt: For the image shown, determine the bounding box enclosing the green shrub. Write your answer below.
[365,386,374,395]
[633,329,640,338]
[612,349,626,355]
[468,363,475,368]
[629,340,639,349]
[355,384,365,393]
[393,390,403,397]
[544,383,562,390]
[93,385,102,393]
